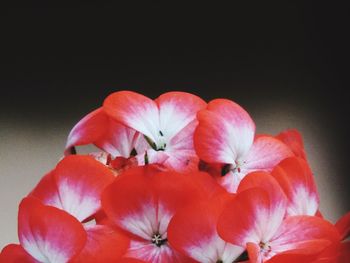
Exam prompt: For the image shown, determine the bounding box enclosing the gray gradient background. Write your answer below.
[1,3,349,249]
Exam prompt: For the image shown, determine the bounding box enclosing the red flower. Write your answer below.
[167,193,246,262]
[194,99,293,192]
[101,166,214,262]
[10,155,129,263]
[103,91,207,172]
[0,197,86,262]
[217,172,340,262]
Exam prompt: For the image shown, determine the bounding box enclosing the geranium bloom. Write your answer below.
[102,166,214,262]
[27,155,129,262]
[103,91,206,172]
[217,172,340,262]
[194,99,293,193]
[1,90,348,263]
[167,194,246,263]
[0,197,87,263]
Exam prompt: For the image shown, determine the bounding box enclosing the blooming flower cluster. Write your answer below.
[1,91,349,263]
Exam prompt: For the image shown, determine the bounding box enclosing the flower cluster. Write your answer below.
[1,91,349,263]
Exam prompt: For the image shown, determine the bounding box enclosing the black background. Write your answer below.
[1,2,349,199]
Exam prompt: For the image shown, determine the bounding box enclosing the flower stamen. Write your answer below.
[151,233,167,247]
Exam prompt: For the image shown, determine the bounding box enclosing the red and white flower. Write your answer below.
[194,99,293,192]
[103,91,206,172]
[102,166,213,262]
[217,172,340,262]
[1,91,348,263]
[26,155,128,262]
[0,197,87,263]
[167,194,245,263]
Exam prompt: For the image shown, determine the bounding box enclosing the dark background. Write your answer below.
[0,2,349,246]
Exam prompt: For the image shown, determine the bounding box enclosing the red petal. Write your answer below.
[65,108,109,155]
[95,120,140,158]
[0,244,36,263]
[18,197,86,263]
[102,166,162,240]
[335,211,350,240]
[156,91,206,141]
[73,225,129,263]
[168,195,244,262]
[276,129,307,160]
[310,240,342,263]
[246,242,261,263]
[270,216,340,254]
[243,135,293,172]
[194,99,255,164]
[272,157,320,216]
[217,187,285,247]
[151,171,211,230]
[190,170,228,198]
[266,250,325,263]
[237,171,287,216]
[30,155,115,222]
[103,91,159,143]
[338,241,350,263]
[165,120,200,172]
[65,107,140,158]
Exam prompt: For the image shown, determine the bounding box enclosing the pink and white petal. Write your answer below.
[103,91,160,143]
[195,99,255,164]
[195,110,236,164]
[272,157,319,216]
[207,99,256,159]
[217,188,285,247]
[276,129,307,160]
[73,225,129,263]
[168,197,243,263]
[270,216,340,254]
[134,149,169,170]
[18,197,86,263]
[166,120,200,172]
[243,135,293,172]
[125,239,193,263]
[95,119,140,158]
[133,134,152,156]
[237,172,287,217]
[65,108,109,155]
[0,244,37,263]
[28,170,61,208]
[156,91,206,141]
[217,170,246,193]
[164,150,199,173]
[30,155,115,222]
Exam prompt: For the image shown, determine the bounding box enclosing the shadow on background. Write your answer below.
[0,2,349,248]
